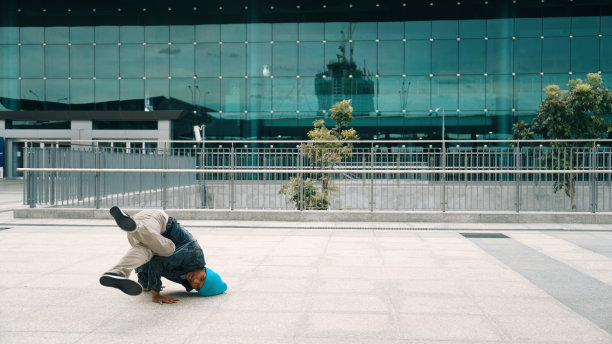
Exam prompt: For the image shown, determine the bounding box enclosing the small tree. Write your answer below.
[512,73,612,210]
[279,100,359,210]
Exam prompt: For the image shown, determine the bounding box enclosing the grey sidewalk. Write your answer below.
[1,179,612,343]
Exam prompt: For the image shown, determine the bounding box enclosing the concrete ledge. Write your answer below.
[12,208,612,224]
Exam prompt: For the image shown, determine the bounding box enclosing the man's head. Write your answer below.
[186,268,206,290]
[197,267,227,296]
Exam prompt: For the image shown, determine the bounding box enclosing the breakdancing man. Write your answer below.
[100,207,227,304]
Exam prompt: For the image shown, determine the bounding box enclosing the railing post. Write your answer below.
[299,144,305,211]
[591,144,597,213]
[162,147,168,210]
[515,142,521,213]
[95,149,101,209]
[230,143,235,210]
[369,143,375,212]
[441,143,446,212]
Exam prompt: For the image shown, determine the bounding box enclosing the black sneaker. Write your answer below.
[99,273,143,296]
[109,206,137,232]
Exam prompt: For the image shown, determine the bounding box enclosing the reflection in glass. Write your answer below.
[221,24,246,42]
[404,76,430,111]
[378,77,403,112]
[120,45,144,77]
[20,45,44,78]
[405,40,431,75]
[95,79,119,110]
[248,23,272,42]
[571,17,600,36]
[273,43,297,76]
[170,44,195,77]
[145,26,170,43]
[378,22,404,40]
[378,41,404,76]
[95,45,119,77]
[432,20,458,39]
[432,76,458,111]
[196,25,220,42]
[120,26,144,43]
[486,75,513,111]
[247,78,271,112]
[571,37,599,73]
[515,18,542,37]
[0,27,19,44]
[459,39,485,74]
[405,21,431,39]
[145,44,170,77]
[221,43,245,77]
[515,38,541,74]
[542,38,569,73]
[45,79,69,109]
[119,78,144,110]
[45,45,69,78]
[196,43,220,77]
[70,79,94,108]
[70,27,94,44]
[0,46,19,78]
[272,77,297,111]
[273,23,298,41]
[298,23,324,41]
[459,76,485,110]
[487,19,513,38]
[45,27,69,44]
[459,20,485,39]
[95,26,119,43]
[432,40,458,75]
[299,42,324,76]
[543,17,571,37]
[20,27,44,44]
[514,75,542,111]
[170,26,194,43]
[486,39,513,74]
[221,78,245,112]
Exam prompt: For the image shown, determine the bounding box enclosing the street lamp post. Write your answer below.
[433,107,446,212]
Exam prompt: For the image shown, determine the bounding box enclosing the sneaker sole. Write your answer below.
[100,275,143,296]
[109,206,137,232]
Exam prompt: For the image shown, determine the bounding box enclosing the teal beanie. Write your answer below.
[197,267,227,296]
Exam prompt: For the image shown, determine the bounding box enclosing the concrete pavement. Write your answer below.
[1,179,612,343]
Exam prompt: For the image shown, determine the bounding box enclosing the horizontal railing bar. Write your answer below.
[13,139,612,144]
[17,168,612,174]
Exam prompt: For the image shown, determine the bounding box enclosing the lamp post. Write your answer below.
[433,107,446,212]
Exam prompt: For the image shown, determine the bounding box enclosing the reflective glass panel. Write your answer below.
[404,76,430,111]
[602,37,612,72]
[145,44,169,77]
[486,75,513,111]
[352,22,377,40]
[405,21,431,39]
[460,20,485,39]
[298,42,324,76]
[459,39,485,74]
[486,39,513,74]
[432,76,458,110]
[95,45,119,77]
[221,24,246,42]
[405,40,430,75]
[220,43,245,77]
[145,78,169,105]
[45,27,69,44]
[515,18,542,37]
[459,76,485,110]
[45,79,69,104]
[120,26,144,43]
[119,78,144,103]
[603,17,612,35]
[325,22,350,41]
[248,23,272,42]
[70,27,94,44]
[196,25,220,42]
[222,78,245,112]
[0,27,19,44]
[515,38,541,73]
[273,23,298,41]
[195,43,220,77]
[247,43,271,77]
[543,17,571,37]
[195,78,221,110]
[145,26,169,43]
[170,26,194,43]
[514,75,541,111]
[45,45,69,78]
[95,26,119,43]
[542,38,569,73]
[571,17,600,36]
[487,19,513,38]
[352,41,377,74]
[170,44,194,77]
[378,41,404,76]
[0,45,19,78]
[432,20,458,39]
[272,77,297,111]
[571,37,599,73]
[298,23,324,41]
[20,27,44,44]
[70,45,95,79]
[119,45,144,78]
[542,74,570,96]
[169,78,194,105]
[21,79,44,105]
[378,77,402,112]
[247,77,271,111]
[0,79,20,110]
[273,43,297,76]
[20,45,44,78]
[297,77,318,112]
[70,79,94,105]
[432,40,458,75]
[95,79,119,109]
[378,22,404,40]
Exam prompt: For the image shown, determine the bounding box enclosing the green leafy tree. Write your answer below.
[279,99,359,210]
[512,73,612,210]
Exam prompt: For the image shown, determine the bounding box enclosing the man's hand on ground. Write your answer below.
[151,290,179,304]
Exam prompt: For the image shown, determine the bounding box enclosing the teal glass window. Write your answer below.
[297,77,317,112]
[45,79,69,104]
[405,21,431,39]
[514,75,541,111]
[272,77,297,111]
[95,79,119,109]
[603,17,612,35]
[7,121,70,129]
[95,45,119,77]
[222,78,245,112]
[459,39,485,74]
[45,27,69,44]
[272,23,298,41]
[220,43,245,77]
[404,77,430,111]
[378,22,404,40]
[486,75,513,111]
[459,76,485,110]
[378,41,404,76]
[432,20,458,39]
[221,24,246,42]
[70,79,94,105]
[95,26,119,43]
[170,44,194,78]
[0,45,19,78]
[571,17,600,36]
[247,43,271,77]
[325,23,350,41]
[119,78,144,103]
[378,77,402,112]
[247,77,271,112]
[119,45,144,78]
[515,18,542,37]
[486,39,513,74]
[0,79,20,110]
[70,27,94,44]
[145,78,169,103]
[196,25,220,42]
[93,121,156,130]
[145,26,169,43]
[515,38,541,73]
[145,44,169,77]
[248,23,272,42]
[571,37,599,73]
[432,40,458,75]
[45,45,69,78]
[273,43,297,76]
[352,41,377,73]
[432,76,458,110]
[542,74,570,96]
[405,40,430,75]
[298,23,324,41]
[542,38,569,73]
[352,22,377,40]
[21,79,44,104]
[602,37,612,72]
[298,42,323,76]
[196,78,221,109]
[0,27,19,44]
[459,20,485,39]
[195,43,220,77]
[169,78,194,105]
[20,27,44,44]
[20,45,44,78]
[487,19,513,38]
[543,17,571,37]
[120,26,144,43]
[170,26,194,43]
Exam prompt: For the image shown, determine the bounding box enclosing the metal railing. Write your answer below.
[17,139,612,213]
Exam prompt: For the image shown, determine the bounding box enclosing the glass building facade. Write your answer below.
[1,1,611,140]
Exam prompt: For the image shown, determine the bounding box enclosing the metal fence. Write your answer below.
[18,140,612,213]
